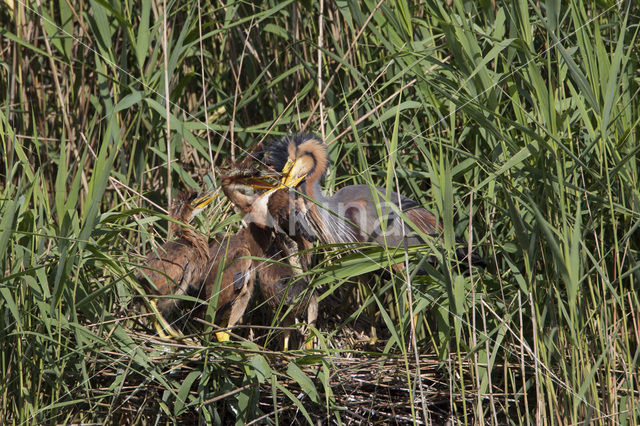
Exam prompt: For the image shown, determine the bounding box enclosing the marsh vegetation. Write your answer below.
[1,0,639,423]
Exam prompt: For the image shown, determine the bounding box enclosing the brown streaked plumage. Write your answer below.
[202,223,270,342]
[216,167,318,349]
[193,160,271,342]
[256,239,317,350]
[137,190,217,334]
[264,188,316,270]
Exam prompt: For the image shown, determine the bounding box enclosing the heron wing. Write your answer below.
[137,240,194,295]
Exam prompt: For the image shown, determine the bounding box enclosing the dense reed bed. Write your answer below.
[1,0,638,423]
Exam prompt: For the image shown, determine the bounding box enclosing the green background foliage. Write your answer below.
[1,0,638,423]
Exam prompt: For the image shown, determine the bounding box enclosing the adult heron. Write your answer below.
[261,134,484,267]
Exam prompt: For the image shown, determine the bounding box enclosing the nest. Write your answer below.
[263,353,465,425]
[78,322,477,425]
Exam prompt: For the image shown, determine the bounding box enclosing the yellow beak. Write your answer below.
[279,159,307,188]
[243,161,306,191]
[281,158,295,175]
[240,172,287,190]
[193,188,220,209]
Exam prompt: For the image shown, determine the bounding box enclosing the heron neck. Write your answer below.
[169,220,191,239]
[246,222,271,257]
[175,227,209,259]
[301,177,328,205]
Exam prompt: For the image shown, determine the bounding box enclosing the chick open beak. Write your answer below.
[193,188,220,209]
[239,173,286,190]
[235,159,307,192]
[238,169,297,191]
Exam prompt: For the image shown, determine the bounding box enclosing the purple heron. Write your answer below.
[215,169,318,349]
[261,134,485,267]
[256,239,317,350]
[180,171,267,343]
[201,224,266,342]
[136,189,218,336]
[151,169,275,343]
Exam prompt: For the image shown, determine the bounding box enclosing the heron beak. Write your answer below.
[279,159,307,188]
[281,158,295,175]
[283,173,307,187]
[193,188,220,209]
[241,159,307,191]
[240,172,286,190]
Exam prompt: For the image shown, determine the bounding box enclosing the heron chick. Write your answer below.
[137,189,218,337]
[215,166,318,349]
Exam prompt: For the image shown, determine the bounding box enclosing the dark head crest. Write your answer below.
[264,133,322,172]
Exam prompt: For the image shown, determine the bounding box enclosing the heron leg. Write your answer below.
[357,275,378,344]
[283,330,291,352]
[304,293,318,350]
[149,299,182,339]
[216,278,254,343]
[368,326,378,344]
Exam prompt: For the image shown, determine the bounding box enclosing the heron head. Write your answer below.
[263,134,328,189]
[165,189,218,237]
[189,188,219,220]
[220,167,284,214]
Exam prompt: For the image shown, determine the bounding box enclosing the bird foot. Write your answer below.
[215,331,230,342]
[154,321,182,340]
[150,300,182,339]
